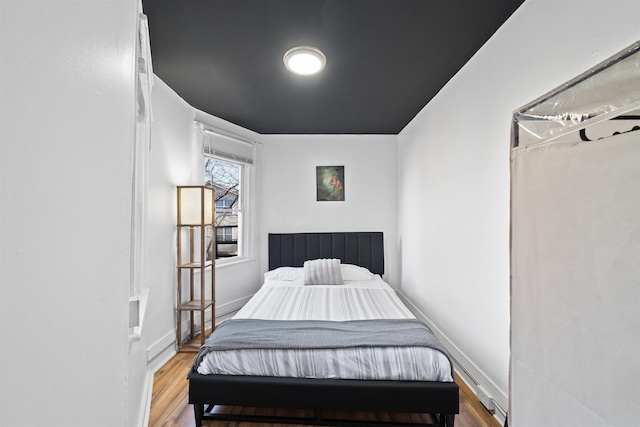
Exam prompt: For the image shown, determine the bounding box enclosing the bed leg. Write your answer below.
[435,413,455,427]
[445,414,455,427]
[193,403,204,427]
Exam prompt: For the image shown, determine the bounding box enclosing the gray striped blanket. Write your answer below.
[193,318,454,376]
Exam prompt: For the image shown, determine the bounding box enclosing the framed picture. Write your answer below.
[316,166,344,201]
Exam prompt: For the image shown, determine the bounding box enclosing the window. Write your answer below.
[216,226,234,243]
[199,123,255,261]
[205,157,242,259]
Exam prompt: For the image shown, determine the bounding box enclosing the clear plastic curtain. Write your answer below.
[512,41,640,148]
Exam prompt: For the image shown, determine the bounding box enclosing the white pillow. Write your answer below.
[340,264,375,281]
[303,258,343,285]
[264,267,303,281]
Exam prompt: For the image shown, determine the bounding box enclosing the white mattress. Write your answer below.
[197,272,453,382]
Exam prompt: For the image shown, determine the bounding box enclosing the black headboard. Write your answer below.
[268,232,384,276]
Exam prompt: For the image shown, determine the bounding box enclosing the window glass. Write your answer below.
[205,157,242,259]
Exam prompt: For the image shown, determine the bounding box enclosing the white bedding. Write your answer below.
[234,276,415,321]
[196,270,454,382]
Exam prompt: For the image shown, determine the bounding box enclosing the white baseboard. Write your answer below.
[397,291,508,425]
[216,294,253,321]
[141,295,252,427]
[147,331,176,364]
[138,342,176,427]
[138,367,155,427]
[176,294,253,342]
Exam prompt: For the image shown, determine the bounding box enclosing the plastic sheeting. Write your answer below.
[512,41,640,148]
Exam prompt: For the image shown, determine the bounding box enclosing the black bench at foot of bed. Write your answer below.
[188,373,459,427]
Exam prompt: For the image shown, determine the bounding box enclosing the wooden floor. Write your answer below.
[149,352,501,427]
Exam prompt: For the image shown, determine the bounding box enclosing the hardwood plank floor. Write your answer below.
[149,352,501,427]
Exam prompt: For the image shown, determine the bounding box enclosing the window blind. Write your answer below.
[198,123,255,164]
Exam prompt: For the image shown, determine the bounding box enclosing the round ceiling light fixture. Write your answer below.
[283,46,326,76]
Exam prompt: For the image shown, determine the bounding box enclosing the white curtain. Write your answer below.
[510,130,640,426]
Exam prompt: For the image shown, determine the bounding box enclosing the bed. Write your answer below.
[188,232,459,426]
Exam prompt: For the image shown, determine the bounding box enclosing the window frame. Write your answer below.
[204,154,246,264]
[198,122,255,266]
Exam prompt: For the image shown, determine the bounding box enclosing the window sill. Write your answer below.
[215,256,257,270]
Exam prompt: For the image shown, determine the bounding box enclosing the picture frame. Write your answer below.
[316,166,344,201]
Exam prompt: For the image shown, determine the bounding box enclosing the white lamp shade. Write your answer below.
[178,186,214,225]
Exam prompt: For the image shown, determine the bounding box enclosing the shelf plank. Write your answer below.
[178,260,213,269]
[178,329,214,353]
[178,299,213,310]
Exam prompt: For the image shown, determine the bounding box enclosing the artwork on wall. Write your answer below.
[316,166,344,201]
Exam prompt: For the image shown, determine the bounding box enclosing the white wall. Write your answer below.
[259,135,399,287]
[144,78,262,367]
[397,0,640,423]
[145,77,200,360]
[0,1,137,426]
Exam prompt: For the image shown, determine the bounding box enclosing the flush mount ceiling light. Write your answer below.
[283,46,326,76]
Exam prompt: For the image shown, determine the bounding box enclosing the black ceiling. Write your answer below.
[144,0,524,134]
